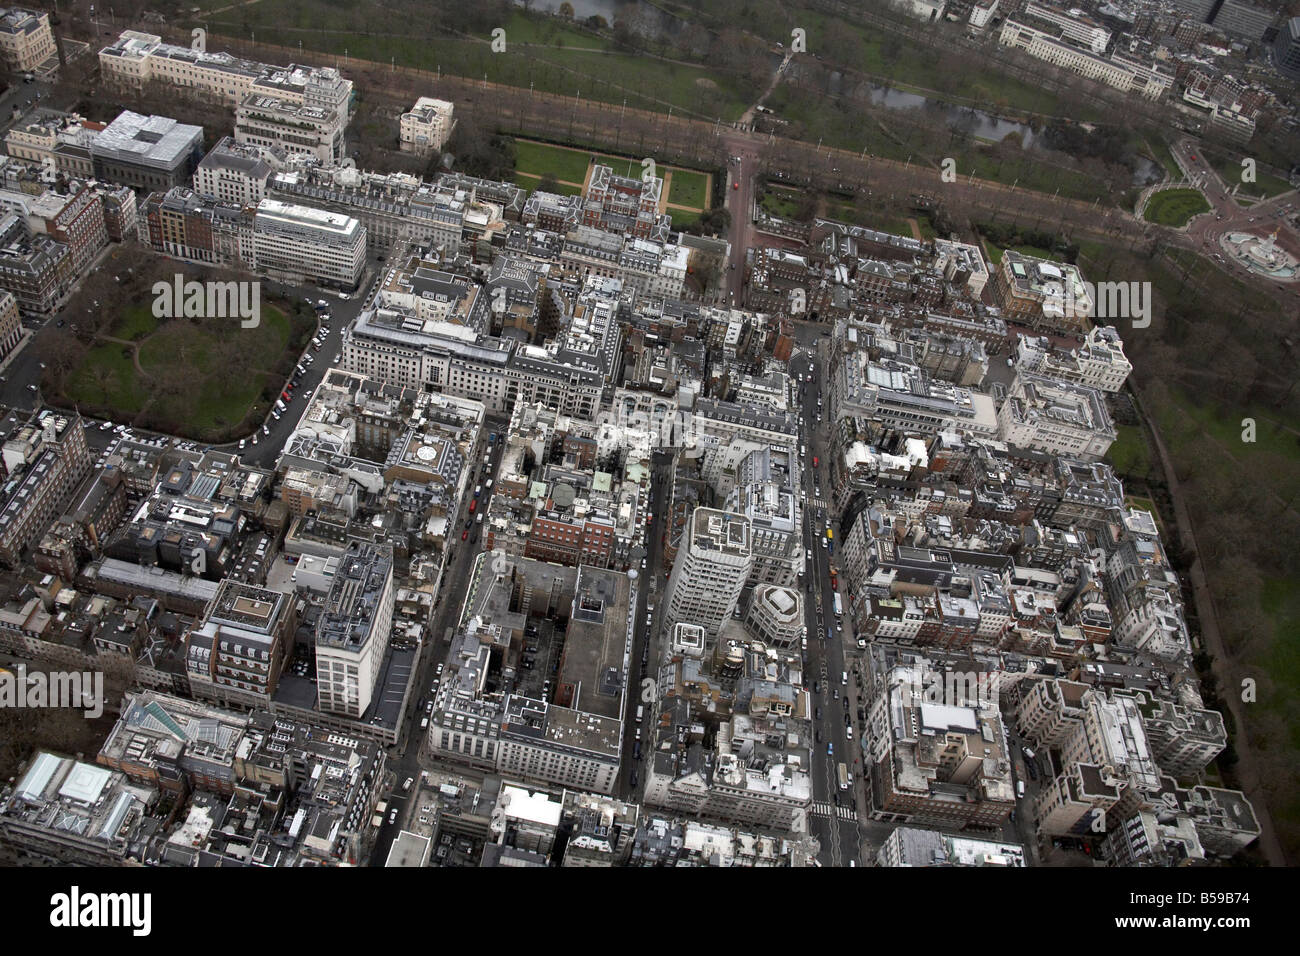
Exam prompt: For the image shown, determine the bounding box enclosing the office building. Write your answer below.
[997,371,1116,459]
[744,584,804,650]
[0,751,158,865]
[193,136,278,206]
[186,579,296,709]
[664,507,753,643]
[253,197,366,288]
[0,410,92,566]
[0,289,21,362]
[877,827,1026,866]
[1013,326,1132,393]
[1274,17,1300,80]
[235,94,346,163]
[0,213,72,314]
[90,111,205,192]
[1211,0,1275,41]
[315,543,395,718]
[999,20,1172,99]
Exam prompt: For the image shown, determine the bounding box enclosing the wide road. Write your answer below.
[786,323,872,866]
[367,413,509,864]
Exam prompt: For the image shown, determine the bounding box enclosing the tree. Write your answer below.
[559,3,575,19]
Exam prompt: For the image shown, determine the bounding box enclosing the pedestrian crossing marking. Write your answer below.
[812,801,859,821]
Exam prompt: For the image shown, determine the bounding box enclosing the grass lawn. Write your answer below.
[513,139,593,185]
[110,306,159,342]
[1203,148,1295,200]
[667,168,709,210]
[1107,423,1153,479]
[1007,244,1055,260]
[512,139,711,207]
[670,208,701,228]
[1262,577,1300,748]
[826,204,913,235]
[1143,188,1210,227]
[759,187,804,220]
[66,303,298,440]
[202,2,750,119]
[784,3,1098,120]
[513,172,582,196]
[66,344,149,414]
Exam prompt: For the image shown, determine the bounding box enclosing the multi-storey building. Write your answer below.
[581,163,668,240]
[997,371,1116,459]
[877,827,1026,866]
[998,19,1173,99]
[428,558,630,795]
[663,507,753,643]
[0,751,158,865]
[21,184,109,276]
[0,213,72,314]
[315,542,395,718]
[1114,688,1227,779]
[1211,0,1275,40]
[253,197,366,288]
[193,136,277,205]
[0,7,54,73]
[266,166,500,257]
[186,578,296,709]
[0,289,21,363]
[1014,325,1132,393]
[235,94,346,163]
[1274,17,1300,80]
[1014,675,1090,750]
[89,111,205,193]
[400,96,455,155]
[862,647,1016,829]
[345,302,604,420]
[831,350,1000,439]
[744,584,804,650]
[0,410,92,566]
[643,698,813,831]
[99,30,353,115]
[97,690,252,795]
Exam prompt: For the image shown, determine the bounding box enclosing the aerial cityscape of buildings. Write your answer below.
[0,1,1291,888]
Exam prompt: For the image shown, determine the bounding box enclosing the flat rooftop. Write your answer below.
[559,565,632,721]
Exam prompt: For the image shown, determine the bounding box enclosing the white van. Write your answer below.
[1016,780,1026,798]
[475,511,484,524]
[841,671,848,685]
[636,705,644,723]
[420,717,430,730]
